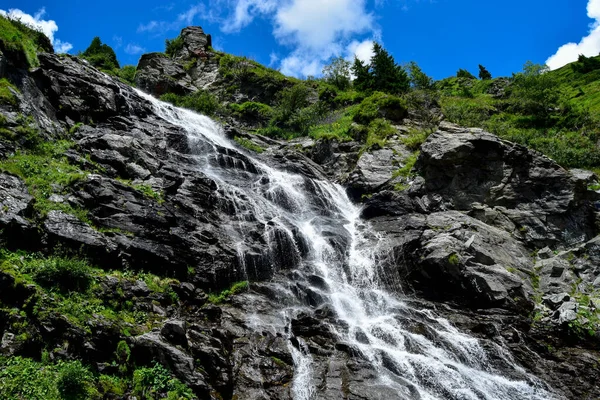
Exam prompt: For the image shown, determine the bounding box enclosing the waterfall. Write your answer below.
[136,90,558,400]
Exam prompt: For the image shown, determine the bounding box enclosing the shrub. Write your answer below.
[160,90,219,116]
[115,65,136,85]
[133,363,195,399]
[57,361,93,400]
[165,36,184,58]
[364,118,396,150]
[0,78,19,106]
[353,92,407,125]
[457,68,476,79]
[28,256,93,293]
[322,56,352,90]
[81,37,120,70]
[0,137,90,221]
[229,101,273,124]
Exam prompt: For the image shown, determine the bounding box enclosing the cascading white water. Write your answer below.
[136,89,558,400]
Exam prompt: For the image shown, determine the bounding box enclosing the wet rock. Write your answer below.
[132,331,210,395]
[161,319,188,347]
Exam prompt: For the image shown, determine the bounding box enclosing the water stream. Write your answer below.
[136,90,558,400]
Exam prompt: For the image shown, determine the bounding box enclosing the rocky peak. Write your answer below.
[176,26,212,60]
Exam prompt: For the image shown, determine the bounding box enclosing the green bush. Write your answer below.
[115,65,136,85]
[27,256,93,293]
[441,96,497,127]
[133,363,195,399]
[364,118,396,150]
[165,36,184,58]
[0,357,95,400]
[0,138,89,221]
[57,361,93,400]
[81,37,120,70]
[229,101,273,124]
[308,112,355,142]
[353,92,407,125]
[160,90,219,116]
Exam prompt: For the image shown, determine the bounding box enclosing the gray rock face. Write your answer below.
[176,26,211,60]
[135,52,195,96]
[414,122,597,248]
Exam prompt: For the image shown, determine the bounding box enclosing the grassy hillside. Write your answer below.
[439,58,600,171]
[0,15,53,67]
[552,55,600,115]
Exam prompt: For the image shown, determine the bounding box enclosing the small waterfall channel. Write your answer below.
[136,90,558,400]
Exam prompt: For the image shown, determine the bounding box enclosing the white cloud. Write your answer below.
[221,0,277,33]
[0,7,73,53]
[213,0,378,77]
[546,0,600,70]
[53,39,73,53]
[346,39,375,63]
[125,43,146,55]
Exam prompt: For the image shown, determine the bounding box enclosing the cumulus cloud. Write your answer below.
[125,43,146,55]
[220,0,277,33]
[215,0,378,77]
[546,0,600,70]
[346,39,375,63]
[0,7,73,53]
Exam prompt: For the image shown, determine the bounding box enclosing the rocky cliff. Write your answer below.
[0,25,600,400]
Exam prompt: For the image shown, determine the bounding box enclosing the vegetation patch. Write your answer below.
[208,281,249,304]
[160,91,220,116]
[0,15,53,68]
[0,78,19,106]
[234,136,264,153]
[0,136,90,221]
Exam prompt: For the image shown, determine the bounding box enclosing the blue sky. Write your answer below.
[2,0,599,80]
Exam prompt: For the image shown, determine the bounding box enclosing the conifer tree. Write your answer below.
[370,42,410,94]
[478,64,492,80]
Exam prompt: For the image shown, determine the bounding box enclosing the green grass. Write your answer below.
[0,357,96,400]
[0,15,53,68]
[308,112,354,142]
[363,118,396,152]
[207,281,249,304]
[401,128,432,150]
[160,91,220,116]
[133,183,164,204]
[234,136,264,153]
[0,139,90,221]
[0,78,18,106]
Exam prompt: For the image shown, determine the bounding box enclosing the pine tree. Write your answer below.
[370,42,410,94]
[407,61,434,90]
[81,37,120,70]
[352,57,372,92]
[456,68,476,80]
[478,64,492,80]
